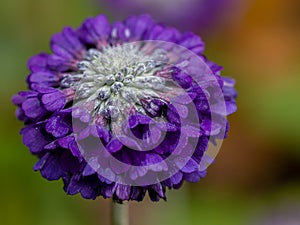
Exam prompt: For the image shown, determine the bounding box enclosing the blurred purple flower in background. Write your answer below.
[12,14,237,202]
[100,0,247,32]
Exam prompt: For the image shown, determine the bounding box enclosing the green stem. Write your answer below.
[111,201,129,225]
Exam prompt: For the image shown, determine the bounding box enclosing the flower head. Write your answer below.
[13,14,237,202]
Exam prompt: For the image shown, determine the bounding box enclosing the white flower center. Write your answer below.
[61,43,176,131]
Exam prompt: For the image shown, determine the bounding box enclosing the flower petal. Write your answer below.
[41,90,66,112]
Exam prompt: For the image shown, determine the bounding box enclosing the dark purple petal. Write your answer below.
[184,170,206,183]
[69,139,82,159]
[41,89,66,112]
[21,125,50,154]
[96,126,111,144]
[111,21,128,41]
[207,61,223,74]
[83,164,96,177]
[27,71,59,88]
[166,105,180,124]
[46,115,70,138]
[80,177,99,199]
[170,172,183,186]
[39,154,65,180]
[145,25,178,42]
[130,186,146,202]
[51,27,85,60]
[47,54,76,72]
[12,94,25,106]
[180,158,199,173]
[125,15,155,40]
[101,183,117,198]
[148,183,166,201]
[22,98,45,119]
[28,53,50,72]
[57,136,73,149]
[60,151,82,173]
[33,153,50,171]
[65,174,82,195]
[115,184,131,201]
[44,140,59,150]
[178,32,205,55]
[72,107,91,123]
[15,107,27,122]
[106,139,123,153]
[226,100,237,115]
[77,15,111,46]
[172,69,193,89]
[192,137,208,163]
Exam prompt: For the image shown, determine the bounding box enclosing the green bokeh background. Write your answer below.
[1,0,300,224]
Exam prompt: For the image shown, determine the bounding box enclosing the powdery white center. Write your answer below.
[61,43,174,132]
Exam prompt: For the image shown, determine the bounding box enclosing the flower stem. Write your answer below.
[111,201,129,225]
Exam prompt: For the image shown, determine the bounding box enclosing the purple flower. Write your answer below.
[100,0,247,32]
[12,14,237,202]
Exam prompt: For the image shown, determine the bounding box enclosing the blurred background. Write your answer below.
[1,0,300,224]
